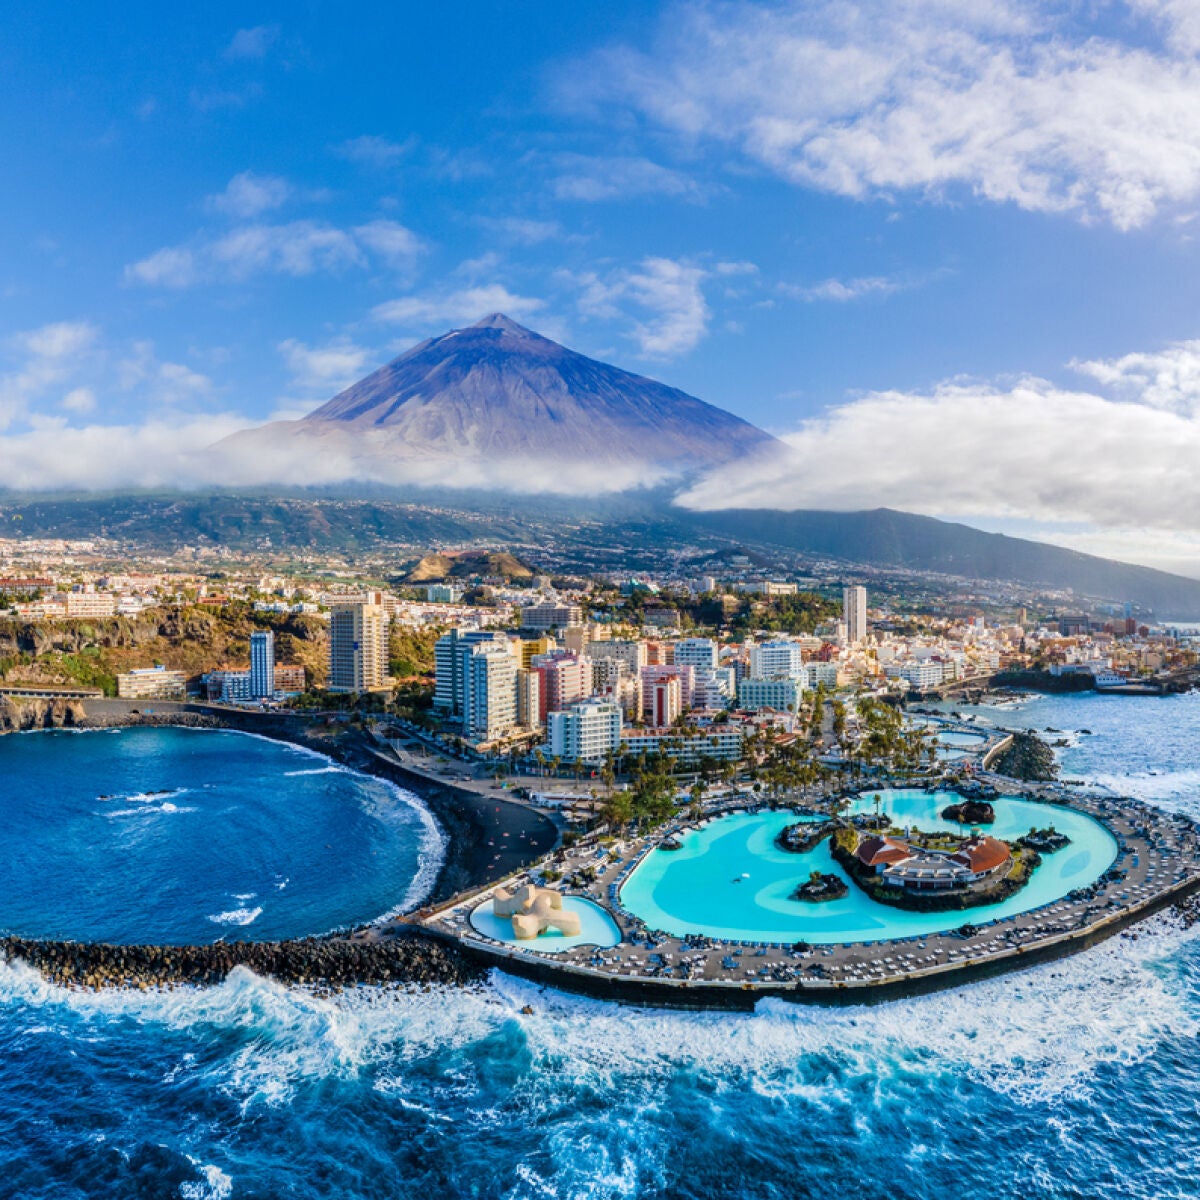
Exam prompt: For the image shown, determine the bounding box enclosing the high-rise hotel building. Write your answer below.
[328,591,391,693]
[249,629,275,699]
[843,585,868,646]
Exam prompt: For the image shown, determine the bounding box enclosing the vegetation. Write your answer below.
[0,604,328,690]
[388,626,439,680]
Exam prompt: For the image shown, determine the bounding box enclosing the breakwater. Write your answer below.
[0,931,480,992]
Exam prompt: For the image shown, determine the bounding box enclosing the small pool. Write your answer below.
[619,789,1118,945]
[469,894,622,954]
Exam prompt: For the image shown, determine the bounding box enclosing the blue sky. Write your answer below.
[6,2,1200,572]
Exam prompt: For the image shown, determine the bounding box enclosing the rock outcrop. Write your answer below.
[990,731,1059,782]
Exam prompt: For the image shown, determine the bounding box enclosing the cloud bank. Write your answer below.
[678,338,1200,536]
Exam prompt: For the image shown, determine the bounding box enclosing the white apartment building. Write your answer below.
[738,676,806,712]
[433,628,508,713]
[748,640,806,680]
[463,642,518,742]
[672,637,719,672]
[547,698,623,764]
[692,667,735,710]
[521,603,583,632]
[65,591,117,618]
[806,661,841,689]
[117,666,187,700]
[883,661,944,690]
[620,725,743,764]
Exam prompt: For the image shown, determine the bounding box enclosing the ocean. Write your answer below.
[1,707,1198,1199]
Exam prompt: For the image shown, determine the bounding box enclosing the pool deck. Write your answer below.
[407,785,1200,1007]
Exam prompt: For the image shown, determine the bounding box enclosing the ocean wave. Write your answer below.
[1085,767,1200,811]
[283,766,345,777]
[102,803,197,818]
[180,1162,233,1200]
[206,907,263,927]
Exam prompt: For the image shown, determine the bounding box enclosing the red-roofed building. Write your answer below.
[855,835,913,872]
[951,836,1011,879]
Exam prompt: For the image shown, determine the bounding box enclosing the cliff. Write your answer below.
[0,695,87,733]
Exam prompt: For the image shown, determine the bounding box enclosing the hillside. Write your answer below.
[684,508,1200,617]
[405,549,533,582]
[4,491,1200,616]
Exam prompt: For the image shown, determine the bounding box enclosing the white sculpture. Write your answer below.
[492,884,582,940]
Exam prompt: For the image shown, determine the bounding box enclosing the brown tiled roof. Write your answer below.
[855,835,912,868]
[951,836,1011,874]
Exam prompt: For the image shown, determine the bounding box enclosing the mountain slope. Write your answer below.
[685,507,1200,617]
[5,491,1200,616]
[216,314,775,490]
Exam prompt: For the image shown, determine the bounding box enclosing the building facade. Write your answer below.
[738,676,806,712]
[843,585,868,645]
[547,698,623,764]
[463,642,518,742]
[117,666,187,700]
[328,591,391,693]
[249,629,275,699]
[748,640,806,680]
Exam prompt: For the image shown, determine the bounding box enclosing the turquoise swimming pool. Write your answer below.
[619,789,1118,945]
[469,894,622,953]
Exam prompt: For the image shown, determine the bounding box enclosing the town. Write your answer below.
[3,535,1198,796]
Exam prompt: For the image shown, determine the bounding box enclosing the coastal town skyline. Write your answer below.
[5,8,1200,1196]
[8,3,1200,573]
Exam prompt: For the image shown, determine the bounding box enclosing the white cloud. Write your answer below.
[676,358,1200,535]
[207,171,291,219]
[1071,340,1200,415]
[477,216,573,245]
[60,387,96,414]
[550,154,704,203]
[784,275,903,302]
[336,135,414,166]
[115,341,213,403]
[125,219,422,287]
[715,260,758,276]
[124,247,198,288]
[577,257,710,357]
[0,321,99,430]
[572,0,1200,229]
[372,284,546,329]
[352,219,424,267]
[224,25,279,61]
[0,416,254,490]
[209,222,362,278]
[279,337,373,392]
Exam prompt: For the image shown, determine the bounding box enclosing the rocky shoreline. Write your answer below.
[0,931,481,992]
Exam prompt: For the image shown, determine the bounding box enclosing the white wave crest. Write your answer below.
[206,907,263,927]
[6,899,1192,1133]
[180,1162,233,1200]
[103,803,197,818]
